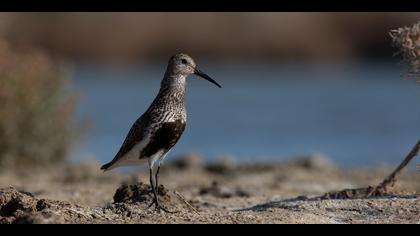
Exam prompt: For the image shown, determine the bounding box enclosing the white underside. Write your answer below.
[105,134,150,170]
[106,134,169,171]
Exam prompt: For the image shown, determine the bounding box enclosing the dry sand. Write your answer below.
[0,155,419,224]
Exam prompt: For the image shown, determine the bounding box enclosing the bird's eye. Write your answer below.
[181,59,188,64]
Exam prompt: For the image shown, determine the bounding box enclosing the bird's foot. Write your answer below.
[147,199,176,213]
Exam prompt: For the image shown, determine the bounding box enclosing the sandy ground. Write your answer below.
[0,155,419,224]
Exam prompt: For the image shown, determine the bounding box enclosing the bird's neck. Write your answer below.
[158,72,186,105]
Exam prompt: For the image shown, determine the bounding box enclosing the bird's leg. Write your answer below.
[147,164,173,213]
[148,168,159,208]
[155,165,161,190]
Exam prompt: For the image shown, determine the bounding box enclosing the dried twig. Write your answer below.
[321,140,420,199]
[367,140,420,196]
[173,191,200,215]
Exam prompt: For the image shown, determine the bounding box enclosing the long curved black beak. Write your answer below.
[194,68,222,88]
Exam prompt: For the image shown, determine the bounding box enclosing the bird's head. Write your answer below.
[168,53,222,88]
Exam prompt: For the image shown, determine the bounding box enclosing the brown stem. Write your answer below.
[381,140,420,186]
[368,139,420,196]
[322,140,420,199]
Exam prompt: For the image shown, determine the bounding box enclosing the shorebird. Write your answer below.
[100,53,221,212]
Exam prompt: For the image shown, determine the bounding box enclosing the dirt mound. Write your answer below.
[0,187,68,223]
[0,187,111,224]
[113,182,170,204]
[107,182,181,216]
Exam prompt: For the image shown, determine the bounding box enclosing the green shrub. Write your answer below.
[0,39,79,171]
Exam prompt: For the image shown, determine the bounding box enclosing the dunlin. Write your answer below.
[101,53,221,212]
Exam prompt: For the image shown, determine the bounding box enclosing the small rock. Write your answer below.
[0,216,14,224]
[294,153,336,171]
[170,153,204,170]
[199,181,250,198]
[205,157,238,175]
[13,211,65,224]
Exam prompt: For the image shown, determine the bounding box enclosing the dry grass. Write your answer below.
[0,39,80,172]
[390,21,420,79]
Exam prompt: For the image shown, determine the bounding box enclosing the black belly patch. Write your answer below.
[141,120,186,158]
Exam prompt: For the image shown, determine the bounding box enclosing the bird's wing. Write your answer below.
[106,114,150,166]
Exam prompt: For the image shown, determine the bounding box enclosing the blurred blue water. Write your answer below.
[70,61,420,168]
